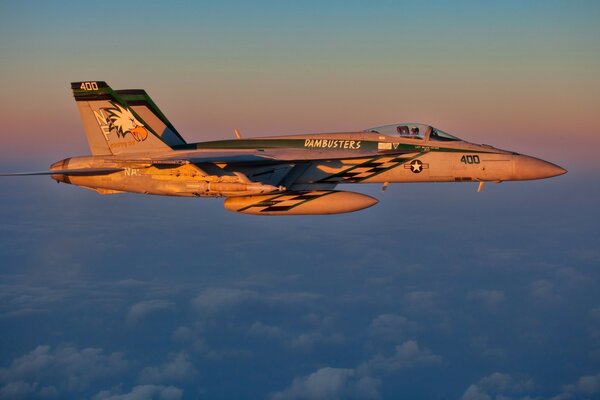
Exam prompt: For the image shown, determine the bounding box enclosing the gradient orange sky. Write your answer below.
[0,1,598,171]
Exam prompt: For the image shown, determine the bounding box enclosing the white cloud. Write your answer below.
[468,290,506,307]
[405,291,436,309]
[478,372,534,392]
[460,384,492,400]
[171,326,195,342]
[368,314,418,341]
[0,283,68,318]
[191,287,322,315]
[360,340,441,374]
[288,332,345,351]
[0,381,37,400]
[192,288,257,313]
[553,266,587,286]
[270,340,439,400]
[563,373,600,395]
[269,292,323,304]
[249,321,286,338]
[170,324,250,359]
[247,320,344,350]
[171,326,206,353]
[92,384,182,400]
[0,344,127,395]
[38,385,58,397]
[138,353,197,384]
[461,371,600,400]
[459,372,535,400]
[301,314,335,330]
[470,337,506,359]
[531,280,562,303]
[271,367,380,400]
[0,308,46,320]
[128,299,175,321]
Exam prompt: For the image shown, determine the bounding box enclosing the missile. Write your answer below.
[182,181,283,196]
[206,182,281,194]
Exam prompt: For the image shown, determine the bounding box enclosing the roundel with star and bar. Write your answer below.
[405,159,429,174]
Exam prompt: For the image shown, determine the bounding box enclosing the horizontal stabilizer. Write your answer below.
[0,168,123,176]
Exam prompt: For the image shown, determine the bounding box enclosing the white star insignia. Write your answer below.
[411,160,422,172]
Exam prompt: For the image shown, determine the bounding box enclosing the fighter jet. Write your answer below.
[1,81,566,215]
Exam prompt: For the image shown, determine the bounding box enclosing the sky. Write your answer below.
[0,1,599,399]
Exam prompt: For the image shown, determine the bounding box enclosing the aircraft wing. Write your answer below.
[113,147,409,165]
[109,148,414,190]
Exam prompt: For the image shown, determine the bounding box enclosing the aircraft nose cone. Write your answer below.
[514,155,567,180]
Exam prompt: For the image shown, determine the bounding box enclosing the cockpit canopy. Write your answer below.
[364,123,461,142]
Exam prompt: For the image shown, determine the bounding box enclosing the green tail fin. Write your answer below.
[116,89,186,147]
[71,81,173,155]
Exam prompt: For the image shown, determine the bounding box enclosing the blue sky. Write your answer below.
[1,1,599,399]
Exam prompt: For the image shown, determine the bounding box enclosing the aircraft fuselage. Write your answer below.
[51,130,565,199]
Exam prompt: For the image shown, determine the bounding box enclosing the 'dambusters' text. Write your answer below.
[304,139,362,149]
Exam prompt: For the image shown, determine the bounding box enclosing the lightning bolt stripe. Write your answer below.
[318,152,426,183]
[237,191,336,213]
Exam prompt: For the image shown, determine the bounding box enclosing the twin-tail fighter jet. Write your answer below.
[2,81,566,215]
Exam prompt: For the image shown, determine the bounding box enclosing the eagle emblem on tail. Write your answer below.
[104,103,148,142]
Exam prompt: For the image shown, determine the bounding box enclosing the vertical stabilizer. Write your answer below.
[116,89,186,147]
[71,81,172,155]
